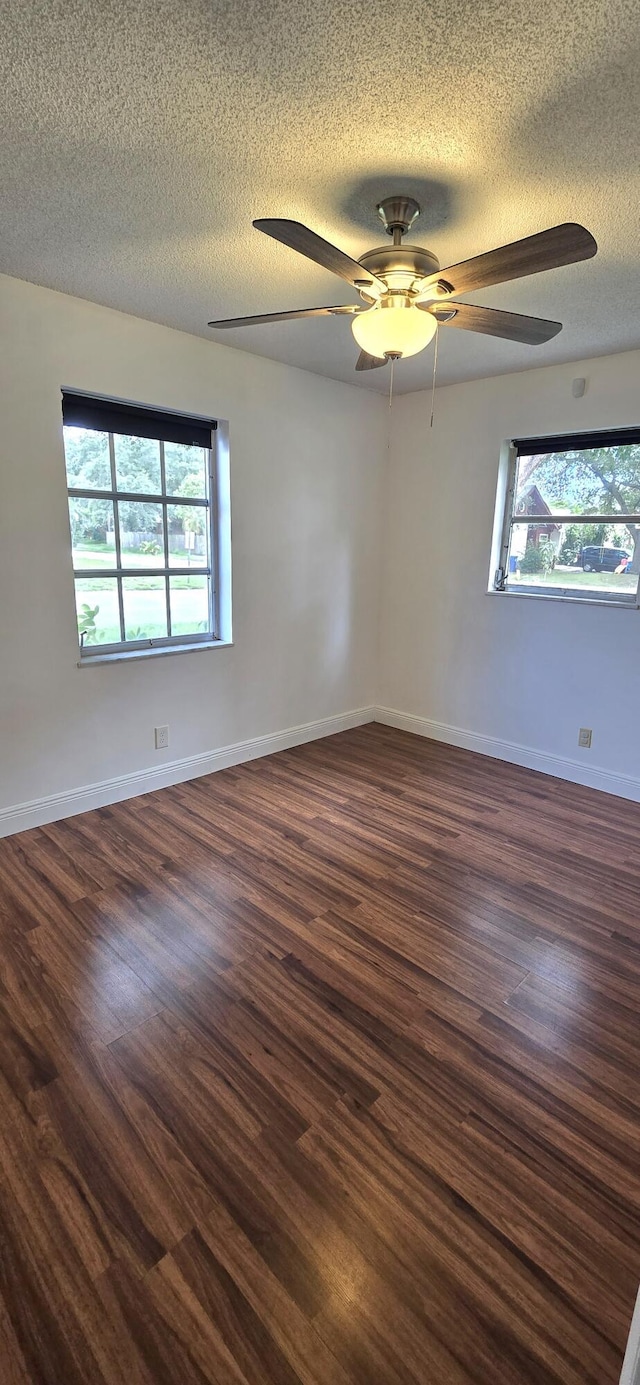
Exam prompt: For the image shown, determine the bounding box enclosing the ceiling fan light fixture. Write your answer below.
[351,299,437,360]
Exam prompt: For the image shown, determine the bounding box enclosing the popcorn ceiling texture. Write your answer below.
[1,0,639,392]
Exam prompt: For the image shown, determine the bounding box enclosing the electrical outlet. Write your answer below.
[578,727,592,749]
[154,725,169,750]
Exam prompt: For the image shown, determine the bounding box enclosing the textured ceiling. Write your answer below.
[2,0,640,393]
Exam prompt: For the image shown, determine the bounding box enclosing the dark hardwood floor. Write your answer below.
[0,723,639,1383]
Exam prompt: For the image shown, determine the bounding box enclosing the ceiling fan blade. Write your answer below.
[425,301,562,345]
[254,218,386,295]
[355,350,386,371]
[416,223,597,299]
[208,304,360,328]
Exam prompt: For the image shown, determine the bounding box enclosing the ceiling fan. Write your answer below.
[208,196,597,371]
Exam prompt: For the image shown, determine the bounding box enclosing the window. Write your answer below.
[494,427,640,606]
[62,393,221,657]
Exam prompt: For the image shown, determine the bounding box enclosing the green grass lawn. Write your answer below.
[509,565,637,596]
[74,539,210,645]
[73,541,206,595]
[75,573,209,645]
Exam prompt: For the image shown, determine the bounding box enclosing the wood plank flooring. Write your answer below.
[0,723,639,1383]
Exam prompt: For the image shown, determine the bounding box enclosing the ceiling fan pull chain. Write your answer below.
[430,324,439,428]
[386,358,395,462]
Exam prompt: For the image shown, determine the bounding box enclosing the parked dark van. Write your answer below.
[578,545,630,573]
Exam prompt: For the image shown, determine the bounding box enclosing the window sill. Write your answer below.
[488,588,638,611]
[78,639,233,667]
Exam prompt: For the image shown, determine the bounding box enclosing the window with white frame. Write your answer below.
[495,427,640,606]
[62,393,220,657]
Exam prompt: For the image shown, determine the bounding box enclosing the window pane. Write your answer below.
[69,497,116,570]
[515,444,640,519]
[113,433,161,493]
[164,442,208,498]
[122,576,168,641]
[169,575,210,636]
[75,577,121,646]
[167,503,209,568]
[64,426,111,490]
[118,501,164,567]
[506,522,639,601]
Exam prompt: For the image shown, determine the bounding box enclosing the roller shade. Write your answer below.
[62,392,217,448]
[514,426,640,456]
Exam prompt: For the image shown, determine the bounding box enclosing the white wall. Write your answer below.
[0,274,386,827]
[620,1286,640,1385]
[3,270,640,832]
[378,348,640,800]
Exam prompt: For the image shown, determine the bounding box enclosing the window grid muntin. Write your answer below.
[66,426,215,653]
[107,431,126,642]
[160,441,171,636]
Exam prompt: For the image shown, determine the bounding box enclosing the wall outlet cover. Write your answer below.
[578,727,592,749]
[154,725,169,750]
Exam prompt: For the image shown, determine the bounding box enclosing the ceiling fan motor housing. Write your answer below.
[357,244,441,299]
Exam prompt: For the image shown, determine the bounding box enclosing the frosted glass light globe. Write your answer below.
[352,301,437,360]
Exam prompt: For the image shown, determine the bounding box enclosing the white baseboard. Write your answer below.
[375,706,640,804]
[0,706,375,838]
[4,701,638,837]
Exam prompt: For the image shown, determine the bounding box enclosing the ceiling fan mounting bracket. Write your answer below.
[377,195,421,239]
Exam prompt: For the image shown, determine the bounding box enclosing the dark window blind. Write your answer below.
[514,426,640,457]
[62,392,217,449]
